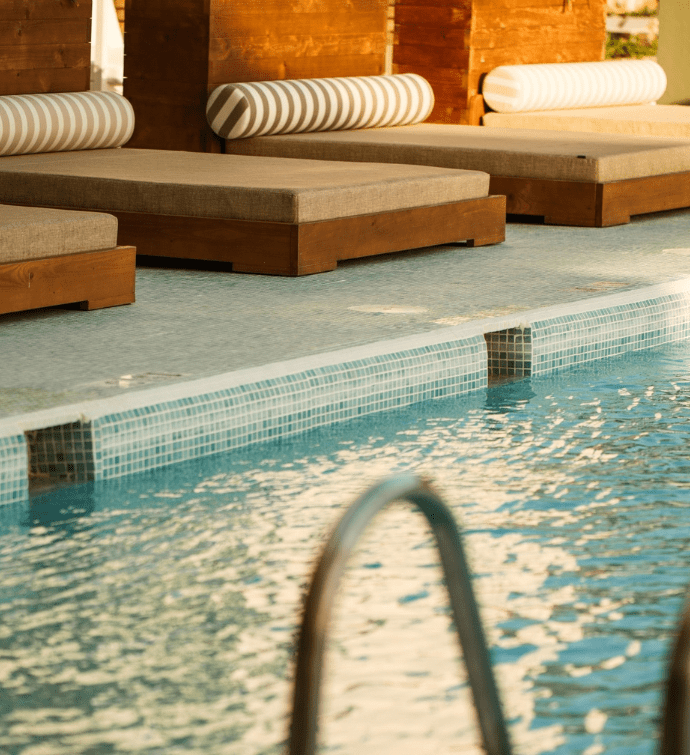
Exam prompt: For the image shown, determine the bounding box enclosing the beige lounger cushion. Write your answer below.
[0,204,118,264]
[0,149,489,224]
[483,104,690,139]
[224,123,690,184]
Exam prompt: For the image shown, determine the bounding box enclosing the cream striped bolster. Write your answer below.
[0,91,135,156]
[207,74,435,140]
[483,59,667,114]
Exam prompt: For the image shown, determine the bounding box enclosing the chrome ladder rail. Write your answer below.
[661,591,690,755]
[287,473,513,755]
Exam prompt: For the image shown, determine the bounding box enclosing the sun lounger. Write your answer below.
[481,60,690,139]
[214,72,690,228]
[0,204,135,316]
[0,91,504,277]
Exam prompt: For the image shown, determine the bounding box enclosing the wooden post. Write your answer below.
[0,0,92,96]
[393,0,606,125]
[123,0,389,153]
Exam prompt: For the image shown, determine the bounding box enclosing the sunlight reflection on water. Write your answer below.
[2,343,690,755]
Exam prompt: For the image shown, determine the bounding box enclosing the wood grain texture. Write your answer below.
[0,19,90,46]
[0,42,90,71]
[0,66,90,94]
[293,194,505,275]
[0,246,135,315]
[490,173,690,228]
[598,173,690,228]
[393,0,606,125]
[209,54,386,86]
[0,0,91,96]
[13,196,504,276]
[123,0,388,152]
[4,0,92,20]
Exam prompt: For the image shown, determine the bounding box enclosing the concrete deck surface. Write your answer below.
[3,209,690,419]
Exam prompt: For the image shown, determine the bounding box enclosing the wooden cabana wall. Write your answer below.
[1,0,92,96]
[123,0,389,153]
[393,0,607,124]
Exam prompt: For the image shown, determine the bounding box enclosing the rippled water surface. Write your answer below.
[3,343,690,755]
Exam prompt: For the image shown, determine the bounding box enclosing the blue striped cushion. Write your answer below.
[207,74,434,140]
[0,91,134,156]
[483,60,667,114]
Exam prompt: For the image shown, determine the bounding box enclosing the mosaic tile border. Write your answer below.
[0,433,27,505]
[531,291,690,375]
[91,338,486,480]
[3,277,690,505]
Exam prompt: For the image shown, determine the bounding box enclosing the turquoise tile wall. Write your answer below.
[90,338,487,480]
[4,287,690,506]
[531,292,690,375]
[0,434,28,505]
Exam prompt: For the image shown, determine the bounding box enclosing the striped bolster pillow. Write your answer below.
[207,74,434,140]
[483,59,667,114]
[0,91,135,156]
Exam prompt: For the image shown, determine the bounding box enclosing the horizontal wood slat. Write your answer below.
[210,33,386,61]
[472,28,606,49]
[0,246,136,316]
[0,43,90,72]
[471,42,607,68]
[395,6,472,26]
[0,19,90,46]
[5,0,91,20]
[209,55,386,86]
[0,67,90,94]
[210,10,387,35]
[472,6,605,30]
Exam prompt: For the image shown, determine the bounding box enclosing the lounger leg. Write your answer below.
[465,229,506,247]
[78,294,136,310]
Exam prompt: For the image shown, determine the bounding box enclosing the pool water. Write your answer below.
[2,342,690,755]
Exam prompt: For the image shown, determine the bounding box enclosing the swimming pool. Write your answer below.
[1,341,690,755]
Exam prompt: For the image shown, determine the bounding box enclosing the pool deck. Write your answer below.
[5,209,690,419]
[4,208,690,499]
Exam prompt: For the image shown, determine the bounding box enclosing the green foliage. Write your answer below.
[627,6,658,16]
[605,32,658,58]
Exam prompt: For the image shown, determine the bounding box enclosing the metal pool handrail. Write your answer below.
[287,473,513,755]
[661,592,690,755]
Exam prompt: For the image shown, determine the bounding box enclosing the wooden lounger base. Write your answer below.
[491,171,690,228]
[0,246,136,316]
[108,194,506,276]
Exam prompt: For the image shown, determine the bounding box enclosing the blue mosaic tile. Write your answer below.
[0,433,28,506]
[90,337,487,480]
[5,284,690,496]
[530,292,690,376]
